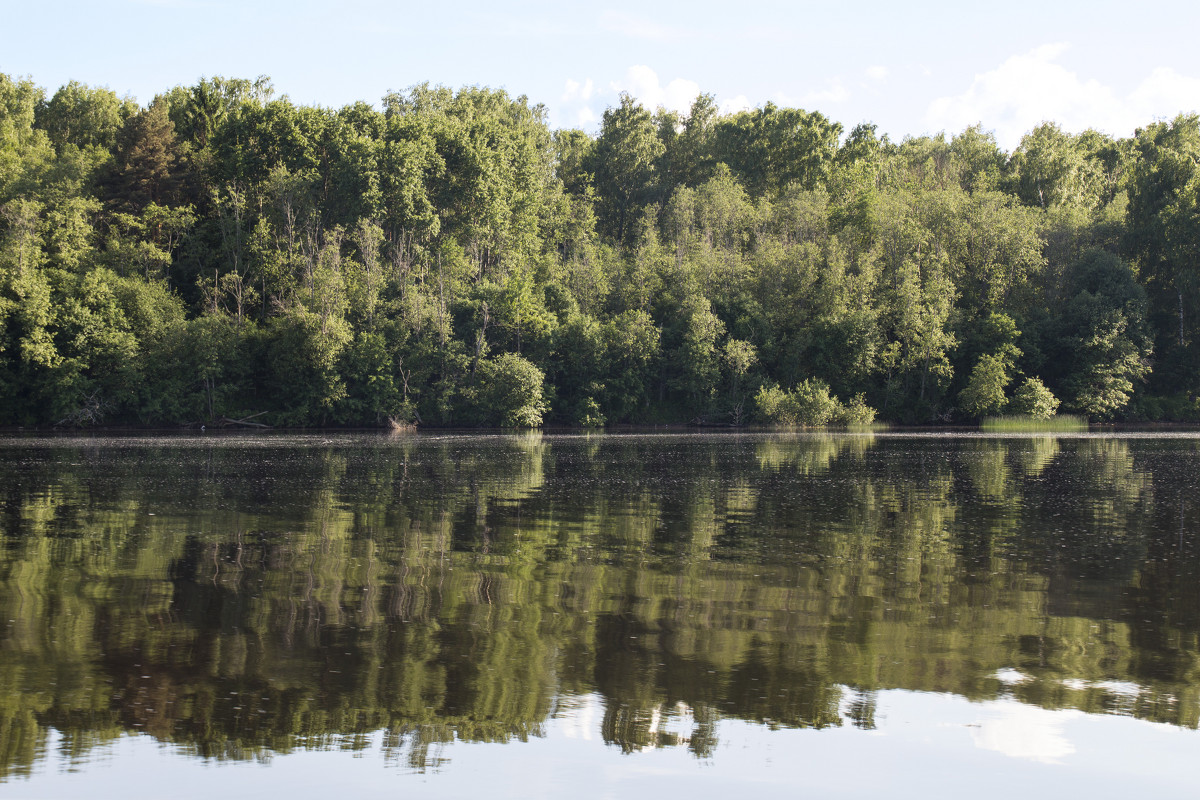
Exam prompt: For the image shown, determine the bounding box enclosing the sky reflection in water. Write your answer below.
[13,691,1199,799]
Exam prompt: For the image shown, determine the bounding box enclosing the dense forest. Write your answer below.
[1,72,1199,427]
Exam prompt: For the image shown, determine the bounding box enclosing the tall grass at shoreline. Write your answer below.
[981,414,1088,432]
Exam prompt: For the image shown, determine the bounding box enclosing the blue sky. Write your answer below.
[6,0,1200,150]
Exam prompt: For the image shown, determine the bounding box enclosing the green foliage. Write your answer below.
[469,352,547,427]
[671,296,726,413]
[36,81,135,153]
[884,255,957,418]
[263,307,352,425]
[839,393,877,425]
[1050,251,1152,419]
[600,309,659,421]
[951,124,1005,193]
[712,103,842,196]
[589,94,664,244]
[755,379,842,426]
[958,353,1011,418]
[1125,114,1200,393]
[102,100,193,213]
[1007,376,1060,419]
[1,71,1199,427]
[575,396,605,428]
[1007,123,1106,210]
[336,330,404,424]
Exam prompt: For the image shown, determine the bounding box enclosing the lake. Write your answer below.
[1,431,1198,798]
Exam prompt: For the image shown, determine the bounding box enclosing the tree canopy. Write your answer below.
[1,72,1197,427]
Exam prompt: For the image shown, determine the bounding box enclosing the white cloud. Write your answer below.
[574,107,597,128]
[554,78,602,131]
[866,65,889,82]
[610,65,701,116]
[555,66,702,131]
[1129,67,1200,116]
[558,65,861,132]
[721,94,752,115]
[926,43,1200,150]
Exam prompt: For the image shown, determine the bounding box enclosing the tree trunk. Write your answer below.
[1179,289,1185,348]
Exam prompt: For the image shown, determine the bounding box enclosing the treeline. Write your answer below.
[1,73,1199,426]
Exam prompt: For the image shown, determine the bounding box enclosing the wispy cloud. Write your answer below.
[777,79,851,110]
[802,80,850,107]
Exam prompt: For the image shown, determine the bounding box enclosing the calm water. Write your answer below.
[1,431,1199,797]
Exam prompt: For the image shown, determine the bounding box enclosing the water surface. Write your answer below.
[1,431,1198,796]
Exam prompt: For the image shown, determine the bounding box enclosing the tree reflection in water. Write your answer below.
[1,432,1199,778]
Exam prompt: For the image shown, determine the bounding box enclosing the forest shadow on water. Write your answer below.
[1,431,1199,789]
